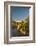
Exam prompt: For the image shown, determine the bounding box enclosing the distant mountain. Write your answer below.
[23,16,29,21]
[12,16,29,22]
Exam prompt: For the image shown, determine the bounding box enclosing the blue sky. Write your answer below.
[11,7,29,21]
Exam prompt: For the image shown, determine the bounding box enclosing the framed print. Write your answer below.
[4,1,35,44]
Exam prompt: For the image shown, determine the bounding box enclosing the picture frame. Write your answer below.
[4,1,35,44]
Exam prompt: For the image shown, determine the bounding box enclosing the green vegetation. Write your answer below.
[11,16,29,35]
